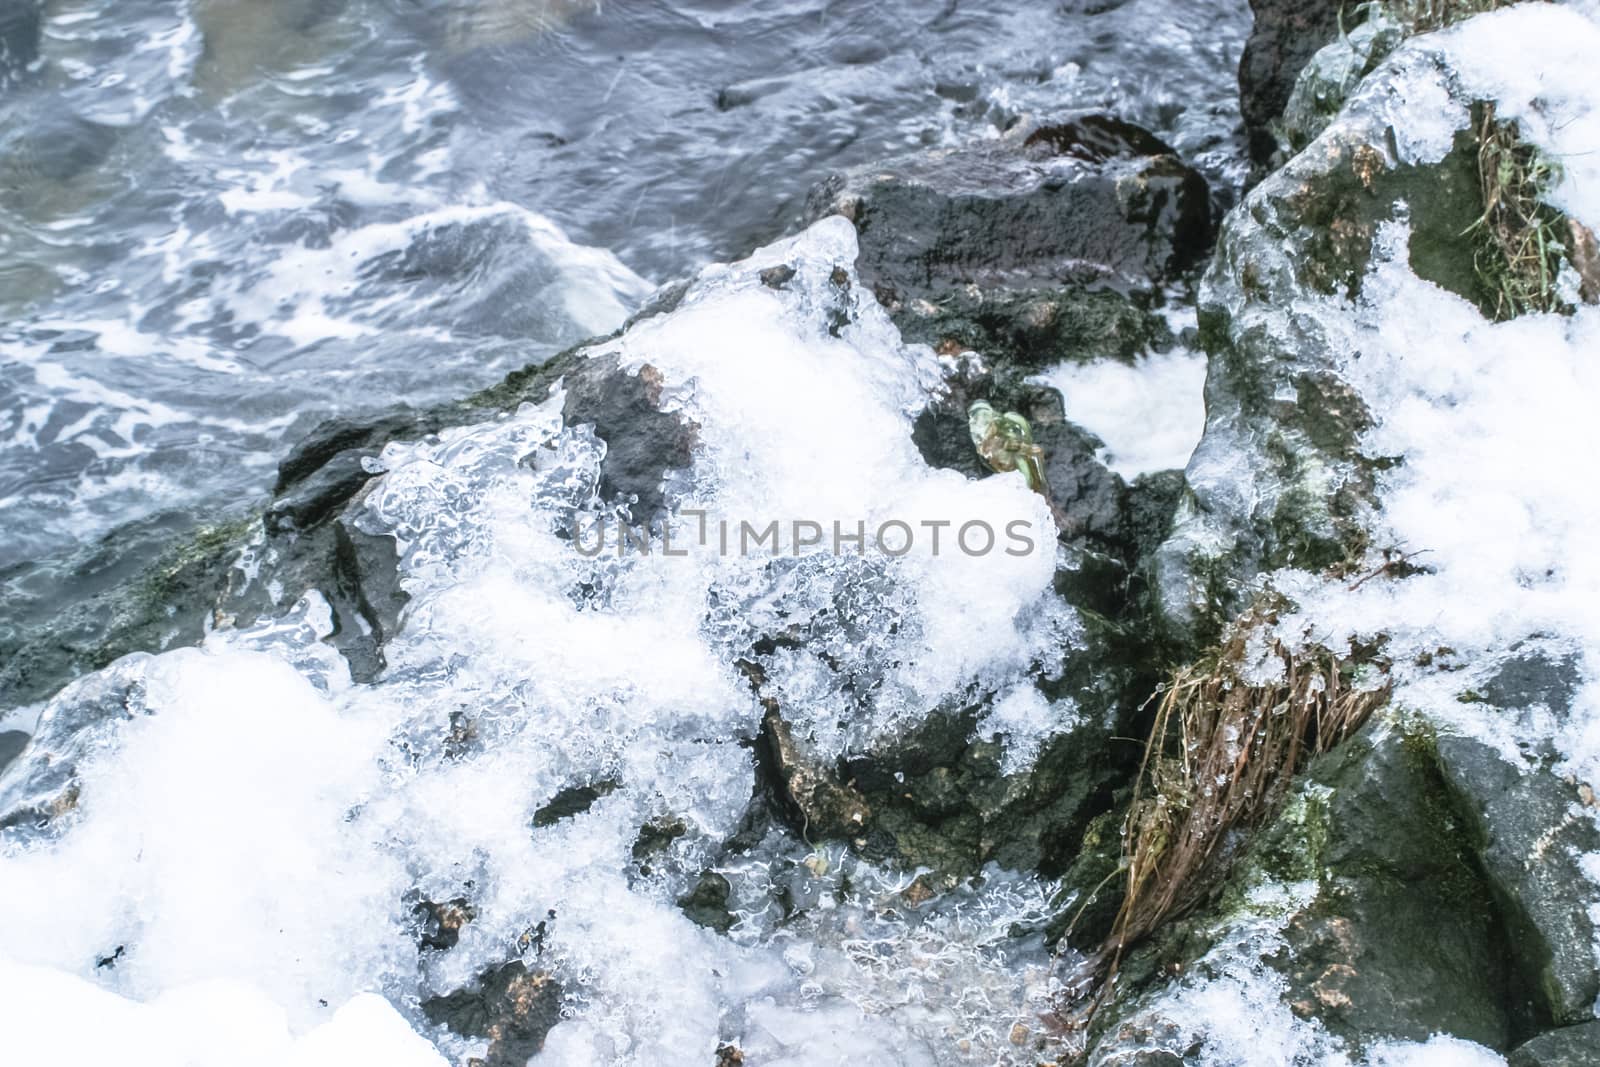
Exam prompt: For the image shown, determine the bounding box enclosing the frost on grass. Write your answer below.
[0,218,1074,1064]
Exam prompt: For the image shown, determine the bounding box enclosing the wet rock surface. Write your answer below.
[1083,719,1536,1060]
[1508,1021,1600,1067]
[1438,649,1600,1026]
[1239,0,1345,168]
[804,113,1213,370]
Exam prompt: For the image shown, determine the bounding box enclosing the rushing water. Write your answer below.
[0,0,1249,649]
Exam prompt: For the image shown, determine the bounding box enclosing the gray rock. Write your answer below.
[914,386,1118,537]
[1435,648,1600,1026]
[804,114,1212,371]
[0,730,27,776]
[1238,0,1346,168]
[1509,1022,1600,1067]
[1279,10,1404,157]
[1267,726,1516,1050]
[1152,53,1489,642]
[1085,718,1523,1061]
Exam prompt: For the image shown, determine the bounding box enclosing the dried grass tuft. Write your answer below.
[1470,103,1569,319]
[1060,602,1389,1015]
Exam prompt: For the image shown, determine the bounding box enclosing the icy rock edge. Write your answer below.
[1089,5,1600,1065]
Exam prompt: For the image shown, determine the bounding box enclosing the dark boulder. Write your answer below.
[1438,645,1600,1026]
[1264,727,1519,1050]
[803,114,1213,371]
[1509,1022,1600,1067]
[1084,718,1529,1061]
[1238,0,1346,168]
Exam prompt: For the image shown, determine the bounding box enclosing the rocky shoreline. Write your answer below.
[5,2,1600,1065]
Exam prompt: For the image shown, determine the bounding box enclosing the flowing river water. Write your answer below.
[1,0,1247,642]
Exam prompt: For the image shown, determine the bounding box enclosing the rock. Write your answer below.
[1278,9,1404,158]
[751,670,1142,879]
[1570,218,1600,304]
[1045,807,1126,951]
[560,355,698,519]
[1086,717,1525,1061]
[0,517,248,711]
[916,386,1121,540]
[803,114,1212,371]
[410,895,478,952]
[0,730,26,776]
[1152,49,1491,641]
[1437,733,1600,1026]
[1238,0,1346,168]
[912,376,1180,560]
[1436,647,1600,1026]
[1263,725,1517,1050]
[420,961,563,1067]
[1509,1022,1600,1067]
[0,657,152,833]
[631,816,688,868]
[531,778,620,827]
[755,705,873,844]
[677,871,736,933]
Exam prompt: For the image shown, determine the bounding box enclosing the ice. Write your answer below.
[0,218,1071,1063]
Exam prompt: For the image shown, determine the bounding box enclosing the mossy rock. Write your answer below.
[1085,716,1548,1062]
[1153,41,1498,640]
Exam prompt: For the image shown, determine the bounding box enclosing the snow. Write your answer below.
[0,961,448,1067]
[1030,346,1209,479]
